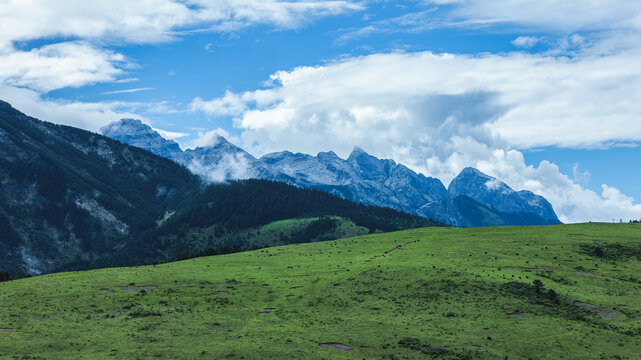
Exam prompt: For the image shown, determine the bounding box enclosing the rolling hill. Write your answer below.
[1,223,640,359]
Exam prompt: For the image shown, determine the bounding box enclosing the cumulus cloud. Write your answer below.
[0,0,362,46]
[572,163,591,185]
[186,128,239,149]
[190,41,641,222]
[191,91,249,117]
[0,42,126,92]
[187,153,254,183]
[0,0,362,131]
[194,49,641,151]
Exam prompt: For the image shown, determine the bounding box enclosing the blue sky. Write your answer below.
[0,0,640,222]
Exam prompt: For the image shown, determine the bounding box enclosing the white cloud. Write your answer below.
[0,85,153,132]
[186,128,243,149]
[102,88,154,95]
[0,42,125,92]
[153,128,188,140]
[337,9,439,43]
[572,163,591,185]
[511,36,540,48]
[427,0,641,32]
[0,0,362,46]
[187,153,253,183]
[0,0,363,130]
[191,91,249,117]
[191,40,641,222]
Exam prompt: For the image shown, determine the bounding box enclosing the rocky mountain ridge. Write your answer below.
[101,119,562,227]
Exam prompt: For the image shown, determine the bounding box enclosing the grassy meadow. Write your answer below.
[1,223,640,359]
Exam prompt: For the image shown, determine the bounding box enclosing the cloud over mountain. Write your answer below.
[190,43,641,222]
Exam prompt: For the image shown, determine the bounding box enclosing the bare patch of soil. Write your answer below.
[258,311,271,316]
[118,285,159,292]
[0,328,13,332]
[286,295,295,298]
[573,301,620,318]
[341,228,361,239]
[214,291,229,296]
[574,271,615,280]
[319,342,352,353]
[99,288,111,292]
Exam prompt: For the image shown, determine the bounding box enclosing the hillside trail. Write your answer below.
[364,240,420,263]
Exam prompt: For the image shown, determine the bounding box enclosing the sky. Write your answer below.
[1,0,640,223]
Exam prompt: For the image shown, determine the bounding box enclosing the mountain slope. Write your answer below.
[0,101,202,274]
[126,179,442,266]
[449,167,560,225]
[100,118,185,161]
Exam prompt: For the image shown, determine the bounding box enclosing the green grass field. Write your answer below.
[1,223,640,359]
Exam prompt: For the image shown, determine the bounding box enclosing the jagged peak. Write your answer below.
[317,150,340,159]
[0,99,13,109]
[458,167,488,177]
[100,118,154,136]
[117,118,145,126]
[260,150,314,162]
[349,146,367,156]
[261,150,294,159]
[347,146,375,163]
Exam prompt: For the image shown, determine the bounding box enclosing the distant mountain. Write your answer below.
[101,119,279,182]
[448,167,560,225]
[100,118,185,161]
[183,135,282,183]
[1,101,436,275]
[100,119,562,227]
[260,148,561,227]
[261,148,459,225]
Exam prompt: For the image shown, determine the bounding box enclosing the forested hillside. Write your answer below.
[0,100,442,275]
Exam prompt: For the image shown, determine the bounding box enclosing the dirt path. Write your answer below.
[364,240,419,263]
[118,285,159,292]
[318,342,352,353]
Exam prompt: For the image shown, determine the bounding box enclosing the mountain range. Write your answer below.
[0,101,437,275]
[101,119,561,227]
